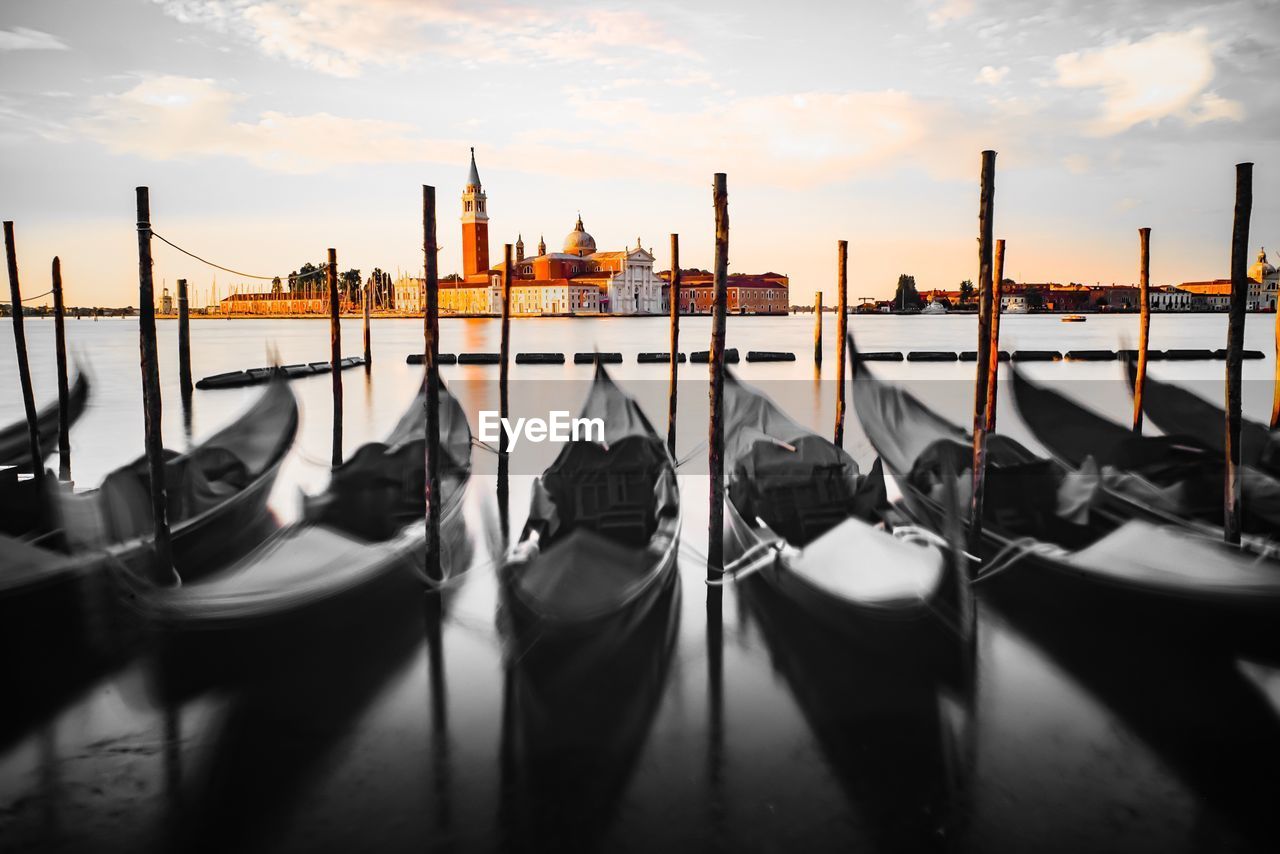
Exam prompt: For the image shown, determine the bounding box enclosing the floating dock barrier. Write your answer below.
[405,353,459,365]
[457,353,501,365]
[515,352,565,365]
[857,351,904,361]
[1163,349,1215,361]
[197,357,365,390]
[746,351,796,362]
[1012,350,1063,361]
[638,352,686,363]
[1065,350,1117,361]
[690,348,740,364]
[1117,349,1165,361]
[906,351,958,362]
[1212,348,1265,360]
[574,352,623,364]
[959,351,1010,362]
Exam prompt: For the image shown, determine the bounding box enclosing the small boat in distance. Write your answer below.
[1061,314,1087,322]
[921,299,948,315]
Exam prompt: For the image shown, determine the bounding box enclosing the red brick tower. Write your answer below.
[461,147,489,278]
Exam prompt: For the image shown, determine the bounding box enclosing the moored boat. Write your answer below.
[0,370,90,473]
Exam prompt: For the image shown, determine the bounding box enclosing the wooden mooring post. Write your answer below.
[328,247,342,468]
[834,242,848,446]
[1133,228,1152,432]
[177,277,192,398]
[51,257,71,481]
[1225,163,1252,545]
[499,244,513,457]
[363,275,373,373]
[969,151,997,550]
[667,234,681,457]
[983,239,1005,434]
[423,185,442,583]
[135,188,174,581]
[708,173,729,580]
[813,291,823,367]
[4,222,43,487]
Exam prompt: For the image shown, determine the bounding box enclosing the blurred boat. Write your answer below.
[59,378,299,578]
[721,371,967,643]
[503,363,680,639]
[0,370,89,473]
[1060,314,1086,322]
[1012,365,1280,536]
[921,299,948,315]
[136,379,473,635]
[849,333,1280,660]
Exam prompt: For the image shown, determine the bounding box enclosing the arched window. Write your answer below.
[465,200,472,212]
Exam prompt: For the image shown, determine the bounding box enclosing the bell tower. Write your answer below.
[461,147,490,278]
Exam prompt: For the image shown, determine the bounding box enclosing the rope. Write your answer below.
[151,230,328,283]
[19,288,54,302]
[972,536,1068,584]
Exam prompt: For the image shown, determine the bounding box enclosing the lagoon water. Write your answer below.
[3,313,1280,852]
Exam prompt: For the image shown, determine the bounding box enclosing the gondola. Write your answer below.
[58,377,299,579]
[136,378,473,635]
[721,370,965,643]
[849,333,1280,660]
[1011,364,1280,536]
[1124,355,1279,472]
[502,362,680,640]
[0,370,90,472]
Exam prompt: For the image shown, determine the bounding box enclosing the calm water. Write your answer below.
[3,313,1280,852]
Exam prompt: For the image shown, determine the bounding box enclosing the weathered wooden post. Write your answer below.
[708,173,729,579]
[363,276,372,373]
[177,277,192,398]
[135,188,174,580]
[4,222,43,487]
[834,242,848,446]
[51,257,71,481]
[983,239,1005,434]
[667,234,681,457]
[1133,228,1152,432]
[328,247,342,467]
[499,244,512,456]
[423,185,442,583]
[1225,163,1252,545]
[813,291,823,367]
[969,151,997,549]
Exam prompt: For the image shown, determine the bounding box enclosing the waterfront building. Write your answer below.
[1149,286,1192,311]
[660,270,789,315]
[1176,281,1232,310]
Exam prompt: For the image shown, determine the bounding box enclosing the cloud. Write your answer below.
[152,0,698,77]
[1054,27,1244,135]
[1062,154,1090,174]
[78,75,460,172]
[0,27,69,51]
[926,0,974,28]
[975,65,1008,85]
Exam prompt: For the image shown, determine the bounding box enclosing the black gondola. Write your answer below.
[502,363,680,640]
[136,379,473,633]
[57,378,299,578]
[850,334,1280,660]
[721,371,964,642]
[0,370,90,472]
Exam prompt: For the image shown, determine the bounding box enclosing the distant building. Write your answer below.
[1150,286,1192,311]
[1176,280,1233,310]
[160,287,174,315]
[661,270,789,315]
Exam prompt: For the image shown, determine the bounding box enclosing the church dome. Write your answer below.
[1252,247,1276,281]
[563,214,597,256]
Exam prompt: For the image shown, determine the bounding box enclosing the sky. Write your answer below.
[1,0,1278,307]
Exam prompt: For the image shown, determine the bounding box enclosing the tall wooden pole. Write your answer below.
[177,277,192,398]
[983,239,1005,434]
[135,188,174,581]
[4,222,43,486]
[499,244,512,457]
[1272,276,1280,429]
[424,185,442,582]
[834,242,848,446]
[363,277,373,373]
[1225,163,1252,545]
[708,173,729,579]
[969,151,997,549]
[51,257,71,481]
[328,247,342,467]
[813,291,823,367]
[667,234,681,457]
[1133,228,1152,432]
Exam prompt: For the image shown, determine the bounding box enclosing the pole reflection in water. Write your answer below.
[705,584,726,846]
[497,575,680,852]
[424,592,454,847]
